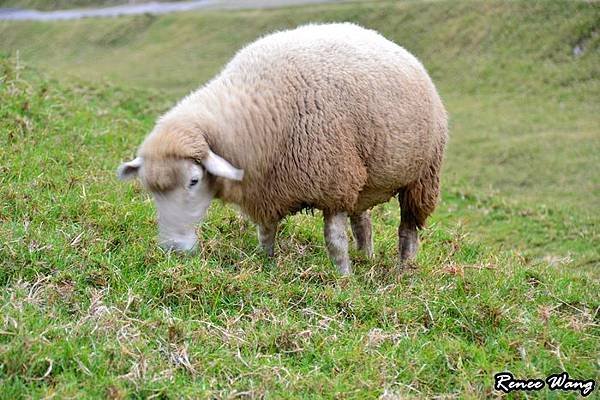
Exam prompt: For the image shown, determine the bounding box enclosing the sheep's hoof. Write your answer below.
[359,244,374,259]
[338,264,352,276]
[262,246,275,258]
[397,258,418,272]
[333,259,352,276]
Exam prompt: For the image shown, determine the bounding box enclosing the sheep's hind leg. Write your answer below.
[258,222,278,257]
[324,211,351,276]
[397,138,444,266]
[397,185,429,265]
[398,220,418,263]
[350,211,373,258]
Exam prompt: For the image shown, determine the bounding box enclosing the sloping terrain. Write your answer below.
[0,0,598,398]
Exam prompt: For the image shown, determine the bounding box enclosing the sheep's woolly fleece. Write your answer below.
[139,22,448,226]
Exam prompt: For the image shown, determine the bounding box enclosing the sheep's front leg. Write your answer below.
[324,211,351,276]
[258,222,278,257]
[350,211,373,258]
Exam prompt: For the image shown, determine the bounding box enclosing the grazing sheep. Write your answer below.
[118,22,448,275]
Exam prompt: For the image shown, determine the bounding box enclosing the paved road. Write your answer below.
[0,0,346,21]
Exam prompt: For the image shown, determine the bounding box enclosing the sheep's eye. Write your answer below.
[189,178,199,187]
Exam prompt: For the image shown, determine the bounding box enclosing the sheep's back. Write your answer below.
[213,23,447,220]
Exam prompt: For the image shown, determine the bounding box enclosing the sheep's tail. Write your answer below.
[399,126,447,229]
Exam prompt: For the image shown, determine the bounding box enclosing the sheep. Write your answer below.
[117,22,448,275]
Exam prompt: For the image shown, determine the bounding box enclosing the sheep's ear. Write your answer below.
[202,150,244,181]
[117,157,143,181]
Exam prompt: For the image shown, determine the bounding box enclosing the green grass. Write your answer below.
[0,0,599,398]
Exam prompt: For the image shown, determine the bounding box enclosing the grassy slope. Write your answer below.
[0,0,599,398]
[1,0,598,269]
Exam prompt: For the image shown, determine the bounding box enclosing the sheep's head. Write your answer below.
[117,151,243,252]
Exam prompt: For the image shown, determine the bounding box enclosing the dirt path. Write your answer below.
[0,0,346,21]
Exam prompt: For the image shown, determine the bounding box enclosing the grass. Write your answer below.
[0,0,599,398]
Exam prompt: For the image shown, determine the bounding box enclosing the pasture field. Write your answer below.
[1,0,599,398]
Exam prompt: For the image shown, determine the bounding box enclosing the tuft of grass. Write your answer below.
[0,0,599,398]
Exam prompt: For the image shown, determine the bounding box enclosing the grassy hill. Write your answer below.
[2,0,599,270]
[0,0,599,398]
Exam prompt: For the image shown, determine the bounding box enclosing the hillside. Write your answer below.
[1,0,598,265]
[0,0,599,398]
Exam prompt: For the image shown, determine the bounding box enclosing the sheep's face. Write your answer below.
[118,152,243,253]
[151,159,212,252]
